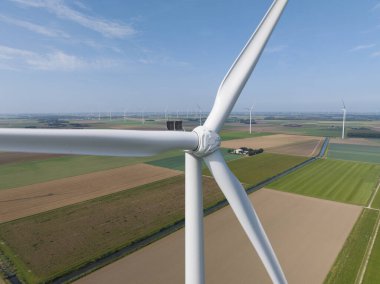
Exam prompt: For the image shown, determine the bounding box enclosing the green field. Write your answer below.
[268,159,380,205]
[370,185,380,209]
[328,143,380,164]
[146,148,243,171]
[219,130,272,141]
[324,209,379,284]
[204,153,308,186]
[363,218,380,283]
[0,175,224,283]
[0,150,181,190]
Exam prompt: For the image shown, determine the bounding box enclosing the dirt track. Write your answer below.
[222,134,322,156]
[76,189,361,284]
[0,152,63,165]
[0,164,180,222]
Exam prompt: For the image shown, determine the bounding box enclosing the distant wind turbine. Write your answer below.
[196,104,202,126]
[141,109,145,124]
[341,100,346,139]
[246,104,254,134]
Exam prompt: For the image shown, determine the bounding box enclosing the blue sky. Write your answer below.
[0,0,379,114]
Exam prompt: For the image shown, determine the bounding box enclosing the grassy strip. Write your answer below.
[0,175,223,283]
[204,153,308,186]
[219,131,272,141]
[327,143,380,164]
[324,208,379,284]
[362,216,380,283]
[0,150,181,190]
[268,159,380,206]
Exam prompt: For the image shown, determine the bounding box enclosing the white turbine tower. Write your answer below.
[0,1,288,283]
[246,104,254,134]
[341,100,346,139]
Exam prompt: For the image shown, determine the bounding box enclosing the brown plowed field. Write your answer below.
[0,152,63,165]
[222,134,322,157]
[0,164,180,222]
[330,137,380,146]
[76,189,361,284]
[269,138,323,157]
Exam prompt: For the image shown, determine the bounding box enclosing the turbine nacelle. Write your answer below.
[192,126,221,157]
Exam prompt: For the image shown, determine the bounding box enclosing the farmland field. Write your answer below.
[268,159,380,205]
[370,183,380,209]
[0,164,181,222]
[204,153,308,186]
[362,217,380,283]
[0,175,223,283]
[0,150,181,190]
[146,148,242,171]
[268,138,323,157]
[221,133,320,149]
[77,189,361,284]
[324,209,379,284]
[327,143,380,164]
[219,130,272,141]
[330,137,380,146]
[0,152,64,166]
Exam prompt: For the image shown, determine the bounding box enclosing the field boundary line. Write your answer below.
[355,211,380,284]
[368,179,380,208]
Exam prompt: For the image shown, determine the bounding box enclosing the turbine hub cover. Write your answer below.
[192,126,221,157]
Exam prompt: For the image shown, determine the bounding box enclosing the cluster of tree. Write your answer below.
[228,147,264,156]
[239,119,256,124]
[347,130,380,138]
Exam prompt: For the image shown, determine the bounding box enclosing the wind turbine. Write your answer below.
[0,1,288,283]
[196,104,202,126]
[246,104,254,134]
[141,109,145,124]
[341,100,346,139]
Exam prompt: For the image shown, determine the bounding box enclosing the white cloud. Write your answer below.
[373,2,380,10]
[265,45,287,54]
[9,0,135,38]
[0,44,118,71]
[0,14,69,37]
[371,51,380,57]
[349,44,376,52]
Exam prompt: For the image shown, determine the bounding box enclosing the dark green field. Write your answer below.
[328,143,380,164]
[204,153,308,186]
[146,148,243,171]
[0,150,182,190]
[0,175,223,283]
[324,209,379,284]
[268,159,380,205]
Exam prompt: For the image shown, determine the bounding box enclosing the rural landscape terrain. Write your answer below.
[0,112,380,284]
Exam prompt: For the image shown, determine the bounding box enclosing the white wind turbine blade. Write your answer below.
[204,0,288,132]
[341,99,346,110]
[0,129,198,157]
[203,150,287,284]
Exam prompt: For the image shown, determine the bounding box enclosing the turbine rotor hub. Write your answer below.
[192,126,221,157]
